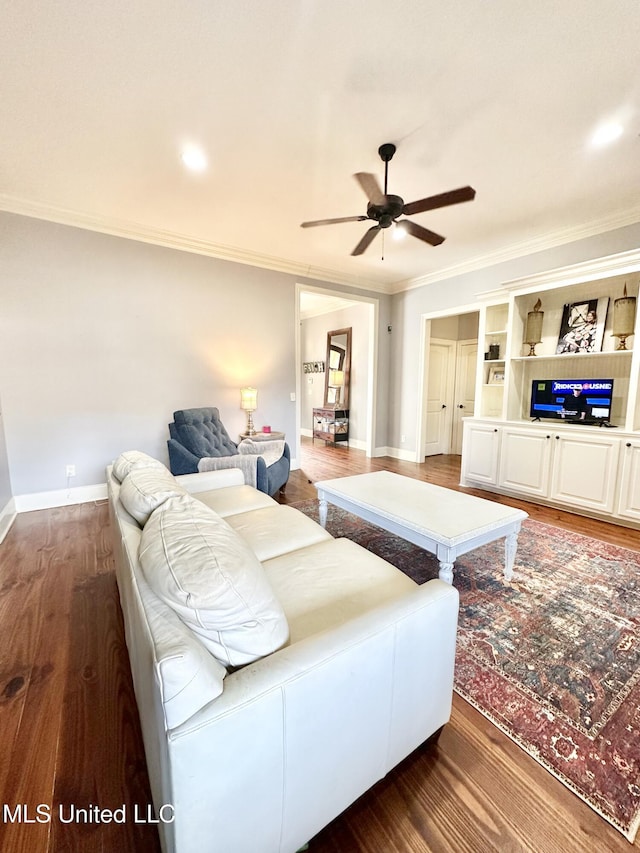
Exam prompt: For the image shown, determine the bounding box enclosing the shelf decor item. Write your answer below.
[240,386,258,436]
[556,297,609,354]
[524,298,544,356]
[488,365,505,384]
[612,284,637,350]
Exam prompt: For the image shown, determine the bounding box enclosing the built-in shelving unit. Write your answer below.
[464,248,640,527]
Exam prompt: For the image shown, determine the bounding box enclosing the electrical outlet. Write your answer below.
[66,464,76,478]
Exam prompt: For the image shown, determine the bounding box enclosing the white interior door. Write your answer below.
[424,339,455,456]
[452,340,477,454]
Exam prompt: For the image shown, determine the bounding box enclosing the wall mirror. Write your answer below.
[324,327,352,409]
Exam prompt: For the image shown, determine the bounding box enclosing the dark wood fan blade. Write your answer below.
[354,172,385,206]
[301,215,368,228]
[402,186,476,216]
[402,219,445,246]
[351,225,381,256]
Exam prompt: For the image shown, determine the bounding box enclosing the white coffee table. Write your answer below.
[315,471,528,584]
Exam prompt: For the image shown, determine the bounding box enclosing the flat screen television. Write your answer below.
[529,379,614,423]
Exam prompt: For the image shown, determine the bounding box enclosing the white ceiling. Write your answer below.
[2,1,640,293]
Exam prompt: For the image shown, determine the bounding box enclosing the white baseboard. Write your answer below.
[0,497,17,544]
[375,446,419,462]
[14,483,108,513]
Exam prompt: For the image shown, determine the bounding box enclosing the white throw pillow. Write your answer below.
[112,450,166,483]
[119,466,186,526]
[139,494,289,667]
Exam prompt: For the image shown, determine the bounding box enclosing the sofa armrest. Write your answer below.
[175,468,245,493]
[165,580,459,853]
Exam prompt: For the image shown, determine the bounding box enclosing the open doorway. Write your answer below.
[419,310,479,460]
[295,285,378,467]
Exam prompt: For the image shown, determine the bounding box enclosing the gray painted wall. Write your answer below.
[300,302,372,442]
[0,396,11,508]
[389,222,640,452]
[0,213,387,496]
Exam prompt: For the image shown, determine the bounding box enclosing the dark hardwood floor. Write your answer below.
[0,439,637,852]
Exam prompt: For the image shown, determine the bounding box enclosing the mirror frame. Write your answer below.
[323,327,352,409]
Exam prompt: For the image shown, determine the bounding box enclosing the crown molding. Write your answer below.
[3,193,639,300]
[390,205,640,294]
[0,194,392,294]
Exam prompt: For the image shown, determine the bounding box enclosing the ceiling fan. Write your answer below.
[301,143,476,256]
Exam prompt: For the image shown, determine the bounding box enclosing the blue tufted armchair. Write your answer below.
[167,407,290,497]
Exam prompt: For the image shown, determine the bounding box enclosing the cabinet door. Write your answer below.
[616,440,640,521]
[461,422,500,485]
[549,432,620,513]
[499,427,552,497]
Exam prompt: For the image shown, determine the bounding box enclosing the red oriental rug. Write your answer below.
[293,501,640,842]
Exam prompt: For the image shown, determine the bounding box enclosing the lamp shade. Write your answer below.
[329,369,344,388]
[240,387,257,411]
[613,288,637,337]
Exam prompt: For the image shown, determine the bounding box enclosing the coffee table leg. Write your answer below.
[318,497,328,528]
[438,561,454,585]
[504,531,519,580]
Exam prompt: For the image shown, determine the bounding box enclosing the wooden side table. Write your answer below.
[239,430,285,442]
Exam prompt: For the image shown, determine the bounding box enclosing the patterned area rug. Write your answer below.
[293,500,640,842]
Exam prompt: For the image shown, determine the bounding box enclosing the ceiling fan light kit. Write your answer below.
[301,142,476,257]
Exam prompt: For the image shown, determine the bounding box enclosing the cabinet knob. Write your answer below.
[458,404,464,409]
[627,442,632,448]
[546,435,550,439]
[555,435,560,439]
[441,403,447,409]
[494,428,498,433]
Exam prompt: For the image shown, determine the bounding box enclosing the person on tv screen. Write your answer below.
[561,385,589,420]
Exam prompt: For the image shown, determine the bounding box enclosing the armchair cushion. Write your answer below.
[139,493,290,667]
[172,407,237,458]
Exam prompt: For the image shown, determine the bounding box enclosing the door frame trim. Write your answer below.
[417,304,480,464]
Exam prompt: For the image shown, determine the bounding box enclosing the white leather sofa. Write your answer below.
[107,451,459,853]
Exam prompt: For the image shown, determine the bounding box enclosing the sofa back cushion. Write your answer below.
[120,466,186,526]
[172,407,237,459]
[139,494,289,667]
[112,450,167,483]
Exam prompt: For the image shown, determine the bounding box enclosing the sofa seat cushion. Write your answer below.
[263,538,418,644]
[226,505,332,562]
[119,465,187,526]
[192,484,277,518]
[139,494,289,667]
[113,449,166,483]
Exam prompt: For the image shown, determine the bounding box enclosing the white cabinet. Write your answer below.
[549,431,620,514]
[499,426,552,497]
[616,439,640,521]
[461,421,500,485]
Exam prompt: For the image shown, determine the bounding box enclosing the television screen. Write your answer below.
[530,379,614,422]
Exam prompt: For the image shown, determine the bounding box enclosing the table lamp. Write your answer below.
[524,298,544,356]
[240,387,257,435]
[613,284,637,350]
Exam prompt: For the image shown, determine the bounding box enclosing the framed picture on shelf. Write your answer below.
[556,297,609,354]
[488,366,505,385]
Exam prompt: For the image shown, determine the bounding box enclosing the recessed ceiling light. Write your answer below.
[180,146,208,172]
[591,122,624,147]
